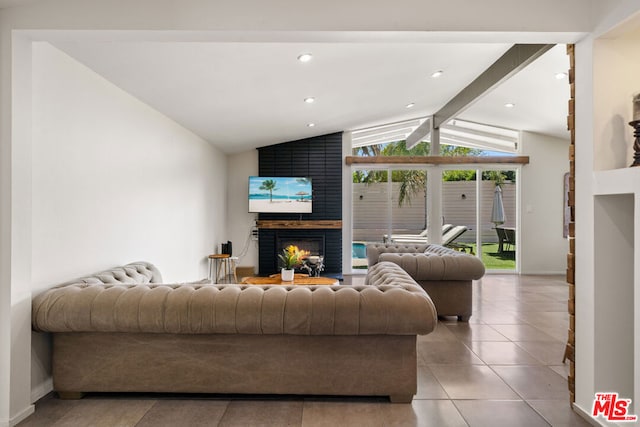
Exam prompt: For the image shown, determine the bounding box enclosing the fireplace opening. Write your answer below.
[277,237,324,256]
[276,235,325,273]
[259,229,340,277]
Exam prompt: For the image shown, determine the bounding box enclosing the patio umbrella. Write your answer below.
[491,185,506,227]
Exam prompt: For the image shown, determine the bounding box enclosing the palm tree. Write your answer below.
[354,140,484,206]
[383,141,429,207]
[259,179,278,202]
[396,170,426,207]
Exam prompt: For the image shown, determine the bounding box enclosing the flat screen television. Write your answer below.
[249,176,312,213]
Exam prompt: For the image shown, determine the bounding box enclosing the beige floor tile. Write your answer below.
[469,341,542,365]
[415,367,449,399]
[417,322,460,342]
[536,326,570,342]
[49,398,155,427]
[492,366,568,400]
[417,341,484,365]
[527,400,593,426]
[470,312,523,325]
[381,400,468,427]
[16,396,81,427]
[549,364,570,379]
[301,401,383,427]
[515,293,558,303]
[219,400,303,427]
[491,324,562,342]
[136,400,229,427]
[514,340,567,365]
[454,400,549,427]
[445,324,509,343]
[517,302,568,312]
[429,365,519,400]
[519,312,569,330]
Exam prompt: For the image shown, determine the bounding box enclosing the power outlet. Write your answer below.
[251,226,259,241]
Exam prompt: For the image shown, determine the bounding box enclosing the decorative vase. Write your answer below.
[281,268,295,282]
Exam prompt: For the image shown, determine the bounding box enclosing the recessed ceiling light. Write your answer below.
[307,123,315,127]
[297,53,313,63]
[406,102,415,109]
[504,102,516,108]
[431,70,444,78]
[304,97,315,104]
[555,72,567,80]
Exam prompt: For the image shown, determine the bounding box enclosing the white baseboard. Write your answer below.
[572,402,604,426]
[0,379,51,427]
[8,404,34,427]
[31,378,53,403]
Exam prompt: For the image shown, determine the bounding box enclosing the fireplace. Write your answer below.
[276,235,325,275]
[258,229,341,276]
[277,236,324,258]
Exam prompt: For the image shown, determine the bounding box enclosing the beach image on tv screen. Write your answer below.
[249,177,312,213]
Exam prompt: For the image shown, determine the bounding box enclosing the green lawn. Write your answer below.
[469,243,516,270]
[351,242,515,270]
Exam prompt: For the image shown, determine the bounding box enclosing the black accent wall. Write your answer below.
[257,132,342,275]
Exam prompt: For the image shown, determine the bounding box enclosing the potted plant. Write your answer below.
[278,245,309,281]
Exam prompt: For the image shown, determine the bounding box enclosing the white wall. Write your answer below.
[32,42,225,284]
[29,42,227,401]
[520,131,570,274]
[226,150,259,273]
[592,29,640,171]
[574,33,597,422]
[0,11,9,421]
[3,30,36,427]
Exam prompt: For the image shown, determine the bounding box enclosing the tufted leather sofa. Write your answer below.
[32,261,436,403]
[367,243,485,321]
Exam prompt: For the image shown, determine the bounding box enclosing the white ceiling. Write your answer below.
[51,39,570,154]
[458,44,570,137]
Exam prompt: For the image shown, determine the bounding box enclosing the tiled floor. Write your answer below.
[19,274,592,427]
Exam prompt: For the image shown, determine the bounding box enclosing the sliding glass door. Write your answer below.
[441,167,517,270]
[352,168,389,269]
[352,167,428,269]
[351,165,518,272]
[442,169,478,255]
[481,169,517,271]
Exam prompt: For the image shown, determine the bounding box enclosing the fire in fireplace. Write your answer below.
[259,229,340,276]
[277,237,324,257]
[276,235,325,274]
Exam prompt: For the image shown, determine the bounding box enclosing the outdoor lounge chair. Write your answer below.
[496,226,516,252]
[390,225,469,252]
[384,224,453,243]
[442,225,472,253]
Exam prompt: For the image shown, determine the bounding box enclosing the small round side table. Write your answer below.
[208,254,231,283]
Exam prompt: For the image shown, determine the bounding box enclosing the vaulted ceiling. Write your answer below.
[49,39,570,154]
[3,1,590,154]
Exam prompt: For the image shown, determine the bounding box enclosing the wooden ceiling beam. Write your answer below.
[405,44,554,149]
[345,155,529,165]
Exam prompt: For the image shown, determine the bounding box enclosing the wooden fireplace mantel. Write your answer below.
[256,220,342,229]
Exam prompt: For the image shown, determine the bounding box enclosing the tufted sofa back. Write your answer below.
[32,261,437,337]
[366,243,485,281]
[366,243,430,266]
[378,253,485,281]
[56,261,163,286]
